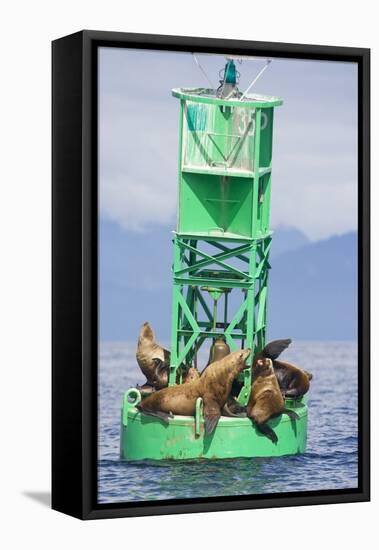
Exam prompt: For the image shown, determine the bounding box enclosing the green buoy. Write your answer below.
[121,63,308,460]
[121,389,307,460]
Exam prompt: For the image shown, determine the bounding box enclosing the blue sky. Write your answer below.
[99,47,357,241]
[98,47,358,341]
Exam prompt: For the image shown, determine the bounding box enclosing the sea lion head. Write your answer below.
[139,321,155,343]
[253,357,274,378]
[201,348,251,380]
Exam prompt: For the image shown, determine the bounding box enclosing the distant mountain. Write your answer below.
[99,220,357,341]
[99,221,172,341]
[270,226,310,258]
[267,232,357,340]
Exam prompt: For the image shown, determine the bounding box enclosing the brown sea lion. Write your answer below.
[253,338,312,397]
[137,348,251,434]
[136,365,197,396]
[205,338,244,417]
[153,359,200,387]
[183,366,201,383]
[223,338,294,416]
[135,383,156,397]
[247,358,299,443]
[222,395,246,417]
[231,338,292,397]
[136,322,170,389]
[206,338,231,366]
[272,360,313,398]
[253,338,292,366]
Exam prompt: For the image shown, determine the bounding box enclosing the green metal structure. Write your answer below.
[168,87,282,404]
[121,62,308,460]
[121,389,308,460]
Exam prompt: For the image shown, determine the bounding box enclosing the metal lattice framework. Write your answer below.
[169,234,272,404]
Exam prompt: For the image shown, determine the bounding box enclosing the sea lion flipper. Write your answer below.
[204,412,221,434]
[256,423,278,444]
[263,339,292,361]
[136,383,156,396]
[283,388,301,398]
[222,397,247,417]
[222,404,247,418]
[203,396,221,434]
[282,408,300,421]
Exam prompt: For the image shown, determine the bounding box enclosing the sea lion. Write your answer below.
[206,338,231,366]
[135,382,156,397]
[254,338,312,397]
[183,366,201,383]
[272,360,313,398]
[231,338,292,397]
[153,358,200,387]
[222,395,246,417]
[247,358,299,443]
[137,348,251,434]
[136,322,170,389]
[205,339,244,417]
[253,338,292,366]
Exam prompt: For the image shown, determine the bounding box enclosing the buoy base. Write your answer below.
[120,389,308,461]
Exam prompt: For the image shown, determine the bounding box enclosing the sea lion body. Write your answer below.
[272,360,312,398]
[136,322,170,389]
[183,366,201,383]
[138,349,251,433]
[247,358,298,443]
[140,382,198,416]
[247,358,284,424]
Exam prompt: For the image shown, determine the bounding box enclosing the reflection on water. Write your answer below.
[98,341,358,503]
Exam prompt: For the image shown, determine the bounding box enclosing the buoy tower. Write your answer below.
[169,60,281,404]
[121,59,308,460]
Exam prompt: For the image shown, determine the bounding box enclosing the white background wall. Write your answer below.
[1,1,376,547]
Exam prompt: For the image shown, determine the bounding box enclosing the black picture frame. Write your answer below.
[52,30,370,520]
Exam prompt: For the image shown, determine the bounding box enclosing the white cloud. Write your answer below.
[99,49,358,241]
[100,174,176,232]
[99,93,178,231]
[271,180,357,241]
[271,119,357,240]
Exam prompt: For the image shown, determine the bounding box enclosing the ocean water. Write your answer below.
[98,341,358,503]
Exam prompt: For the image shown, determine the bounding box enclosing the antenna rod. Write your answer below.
[240,60,272,101]
[192,53,215,89]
